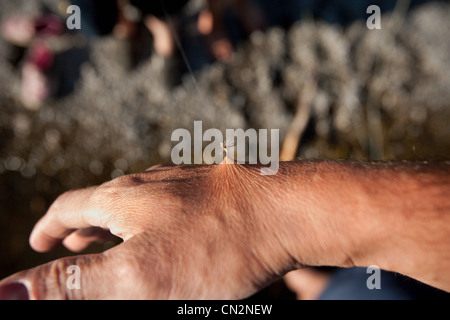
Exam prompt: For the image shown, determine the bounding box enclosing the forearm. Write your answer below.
[267,160,450,291]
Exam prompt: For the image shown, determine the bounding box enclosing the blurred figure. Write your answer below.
[0,0,190,109]
[198,0,266,62]
[76,0,267,62]
[0,0,270,109]
[1,13,64,110]
[71,0,190,58]
[66,0,190,82]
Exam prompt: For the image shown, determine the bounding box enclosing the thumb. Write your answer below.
[0,253,114,300]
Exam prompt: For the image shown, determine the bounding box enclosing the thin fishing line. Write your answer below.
[157,0,218,127]
[157,0,229,159]
[160,4,201,94]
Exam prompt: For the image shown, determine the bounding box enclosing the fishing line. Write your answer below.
[157,0,232,160]
[157,0,218,126]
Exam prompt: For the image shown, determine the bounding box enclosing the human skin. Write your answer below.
[0,160,449,299]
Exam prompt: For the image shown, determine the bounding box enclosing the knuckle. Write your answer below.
[49,190,75,212]
[90,186,123,226]
[96,174,148,200]
[105,174,144,187]
[93,176,142,210]
[91,177,151,237]
[92,184,121,206]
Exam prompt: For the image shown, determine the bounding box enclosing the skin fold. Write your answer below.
[0,160,449,299]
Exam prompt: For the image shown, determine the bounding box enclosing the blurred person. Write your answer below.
[70,0,190,58]
[197,0,266,62]
[1,13,65,110]
[0,0,268,109]
[0,0,190,109]
[0,160,449,299]
[75,0,267,63]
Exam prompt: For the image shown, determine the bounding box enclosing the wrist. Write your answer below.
[211,161,388,281]
[270,161,367,269]
[244,161,385,271]
[210,162,359,275]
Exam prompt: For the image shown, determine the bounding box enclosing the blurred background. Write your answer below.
[0,0,449,299]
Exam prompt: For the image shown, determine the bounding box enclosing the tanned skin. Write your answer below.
[0,160,449,299]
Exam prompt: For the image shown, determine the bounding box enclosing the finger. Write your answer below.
[0,235,159,300]
[0,252,116,300]
[29,187,110,253]
[62,227,114,253]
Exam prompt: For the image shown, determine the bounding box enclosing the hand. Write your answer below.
[0,164,300,300]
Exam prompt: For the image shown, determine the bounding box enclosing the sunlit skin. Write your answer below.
[0,160,449,299]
